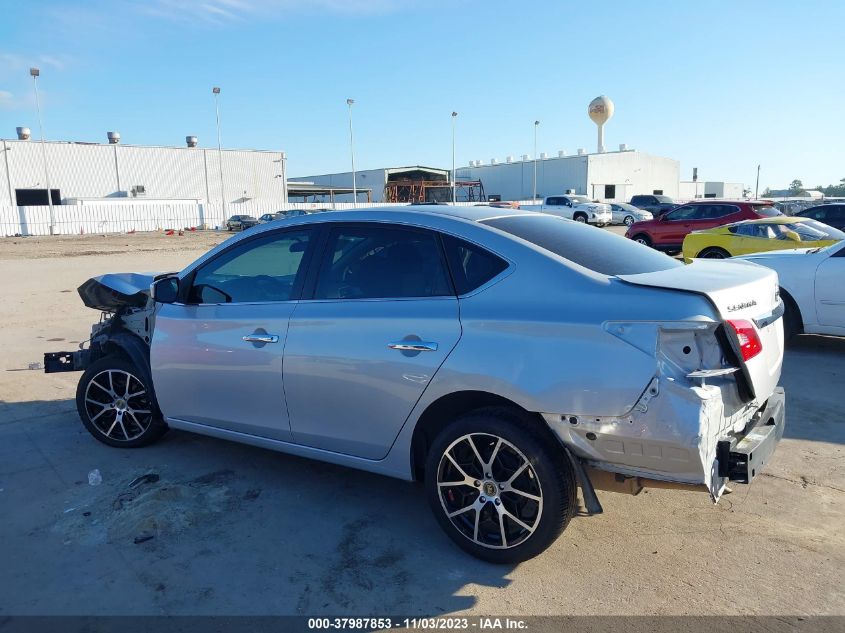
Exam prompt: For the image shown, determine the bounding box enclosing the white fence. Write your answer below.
[0,200,515,237]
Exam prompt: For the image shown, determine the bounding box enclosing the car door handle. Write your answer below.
[243,334,280,344]
[388,341,438,352]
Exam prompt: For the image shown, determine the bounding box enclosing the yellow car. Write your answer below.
[682,216,844,263]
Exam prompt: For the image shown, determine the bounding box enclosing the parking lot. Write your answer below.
[1,229,843,616]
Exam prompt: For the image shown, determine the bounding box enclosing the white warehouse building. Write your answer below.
[456,148,680,203]
[0,136,288,208]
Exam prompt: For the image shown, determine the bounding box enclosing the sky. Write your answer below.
[0,0,842,191]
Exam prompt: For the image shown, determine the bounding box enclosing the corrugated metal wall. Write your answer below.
[0,140,287,208]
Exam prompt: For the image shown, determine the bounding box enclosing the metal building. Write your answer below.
[0,137,287,209]
[289,165,483,204]
[455,148,680,203]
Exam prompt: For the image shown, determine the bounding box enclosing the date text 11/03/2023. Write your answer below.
[307,617,529,630]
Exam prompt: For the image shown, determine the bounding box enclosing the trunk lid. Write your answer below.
[617,259,784,402]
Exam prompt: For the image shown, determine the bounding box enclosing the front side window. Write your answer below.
[188,230,311,303]
[664,205,700,221]
[314,226,452,300]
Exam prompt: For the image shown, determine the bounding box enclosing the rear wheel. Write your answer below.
[76,356,167,448]
[698,247,730,259]
[632,233,652,247]
[573,213,587,223]
[425,407,576,564]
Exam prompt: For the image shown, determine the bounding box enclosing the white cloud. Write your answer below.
[133,0,407,24]
[0,90,33,111]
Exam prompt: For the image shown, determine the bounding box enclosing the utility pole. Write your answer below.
[451,112,458,204]
[30,67,56,235]
[212,87,227,216]
[755,164,760,199]
[347,99,357,207]
[533,120,540,201]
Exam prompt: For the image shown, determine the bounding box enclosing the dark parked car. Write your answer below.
[794,203,845,231]
[625,200,781,252]
[226,215,259,231]
[629,194,677,216]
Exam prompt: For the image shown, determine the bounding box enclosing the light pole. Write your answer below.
[451,112,459,204]
[755,164,761,199]
[30,67,56,235]
[533,120,539,202]
[212,86,227,216]
[347,99,357,207]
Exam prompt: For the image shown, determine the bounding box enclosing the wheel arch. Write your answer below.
[99,332,161,413]
[410,390,548,481]
[779,286,804,334]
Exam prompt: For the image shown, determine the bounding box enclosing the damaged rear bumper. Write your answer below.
[544,382,786,502]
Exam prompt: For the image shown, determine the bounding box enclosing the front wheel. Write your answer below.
[425,408,576,564]
[573,213,587,223]
[76,356,167,448]
[624,215,635,227]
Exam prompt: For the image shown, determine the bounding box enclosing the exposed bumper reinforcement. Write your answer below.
[717,387,785,484]
[44,350,90,373]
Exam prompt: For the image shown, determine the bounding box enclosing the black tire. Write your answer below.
[75,355,167,448]
[698,247,730,259]
[425,407,576,564]
[782,291,802,342]
[624,215,635,227]
[573,213,587,223]
[631,233,652,247]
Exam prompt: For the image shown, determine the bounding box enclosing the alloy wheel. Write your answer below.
[83,369,153,442]
[436,433,543,550]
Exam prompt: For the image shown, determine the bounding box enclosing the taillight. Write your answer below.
[727,319,763,361]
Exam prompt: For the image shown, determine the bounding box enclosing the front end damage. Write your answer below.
[544,319,786,504]
[44,273,159,374]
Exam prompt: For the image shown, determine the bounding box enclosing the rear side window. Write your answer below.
[314,226,452,300]
[482,215,682,275]
[442,235,509,295]
[752,204,781,218]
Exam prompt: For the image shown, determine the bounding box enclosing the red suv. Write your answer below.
[625,200,781,252]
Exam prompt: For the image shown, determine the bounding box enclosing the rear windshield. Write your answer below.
[481,214,682,275]
[753,204,781,217]
[654,195,674,203]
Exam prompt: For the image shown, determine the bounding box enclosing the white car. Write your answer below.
[735,242,845,338]
[610,202,653,227]
[521,195,612,226]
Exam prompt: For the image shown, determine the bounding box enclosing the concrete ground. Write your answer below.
[0,229,843,616]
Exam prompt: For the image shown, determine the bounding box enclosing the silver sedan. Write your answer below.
[48,205,786,563]
[610,202,653,226]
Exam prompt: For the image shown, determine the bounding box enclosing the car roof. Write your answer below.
[683,199,771,205]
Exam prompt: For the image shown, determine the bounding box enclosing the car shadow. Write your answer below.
[0,398,515,616]
[780,334,845,445]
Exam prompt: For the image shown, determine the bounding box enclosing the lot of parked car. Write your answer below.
[2,224,842,617]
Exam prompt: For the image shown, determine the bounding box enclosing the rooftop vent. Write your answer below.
[558,150,566,157]
[540,152,548,160]
[577,148,586,155]
[619,143,628,151]
[506,155,514,163]
[107,131,121,144]
[490,158,497,165]
[15,127,31,140]
[522,154,530,161]
[186,135,198,148]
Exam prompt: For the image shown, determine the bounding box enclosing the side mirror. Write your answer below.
[151,276,180,303]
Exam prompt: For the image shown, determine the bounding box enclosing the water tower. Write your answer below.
[588,95,614,153]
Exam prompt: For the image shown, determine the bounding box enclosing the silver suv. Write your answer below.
[46,205,786,563]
